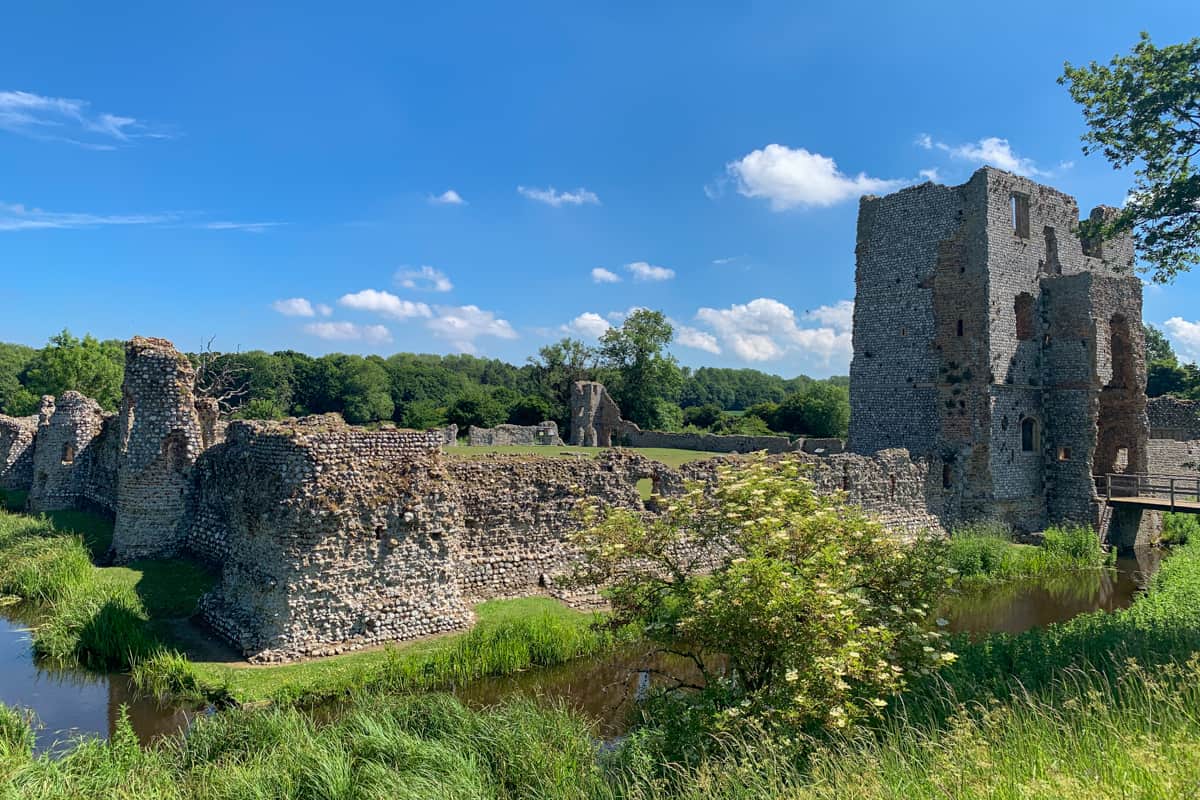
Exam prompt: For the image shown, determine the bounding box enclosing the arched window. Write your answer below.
[1020,418,1039,452]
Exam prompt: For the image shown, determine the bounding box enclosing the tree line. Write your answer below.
[0,311,852,438]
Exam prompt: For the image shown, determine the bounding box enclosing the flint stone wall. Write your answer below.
[1147,397,1200,474]
[28,392,111,512]
[0,414,38,491]
[111,337,206,562]
[467,421,564,446]
[619,423,794,454]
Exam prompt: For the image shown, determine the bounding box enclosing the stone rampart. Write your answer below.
[467,421,563,446]
[619,423,794,454]
[0,414,38,491]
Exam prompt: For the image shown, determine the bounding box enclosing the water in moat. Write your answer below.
[0,550,1163,752]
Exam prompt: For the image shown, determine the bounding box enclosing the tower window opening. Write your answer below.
[956,319,964,337]
[1011,193,1030,238]
[1021,418,1039,452]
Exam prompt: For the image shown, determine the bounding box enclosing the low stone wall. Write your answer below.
[620,423,794,454]
[467,421,563,446]
[434,424,458,446]
[0,414,37,491]
[1147,396,1200,475]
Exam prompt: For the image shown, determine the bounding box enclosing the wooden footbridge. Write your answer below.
[1102,474,1200,514]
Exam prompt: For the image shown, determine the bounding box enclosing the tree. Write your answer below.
[339,356,394,423]
[771,382,851,437]
[445,389,506,430]
[22,330,125,411]
[528,338,596,429]
[1061,34,1200,282]
[682,403,724,430]
[1145,324,1177,364]
[598,309,682,429]
[400,399,448,430]
[507,395,553,426]
[572,457,952,738]
[0,343,36,416]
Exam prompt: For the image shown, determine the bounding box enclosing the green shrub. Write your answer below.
[1162,512,1200,545]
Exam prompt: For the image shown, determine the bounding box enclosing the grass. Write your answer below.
[177,597,621,705]
[1161,511,1200,545]
[946,520,1111,582]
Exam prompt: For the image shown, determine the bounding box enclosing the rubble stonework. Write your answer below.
[0,414,38,490]
[110,337,206,562]
[467,422,564,446]
[27,392,111,512]
[1147,397,1200,474]
[570,381,624,446]
[848,167,1146,536]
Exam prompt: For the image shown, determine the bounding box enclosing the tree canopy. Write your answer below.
[1061,34,1200,282]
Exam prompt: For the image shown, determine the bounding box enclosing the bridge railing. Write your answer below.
[1104,473,1200,510]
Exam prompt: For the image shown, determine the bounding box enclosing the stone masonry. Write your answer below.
[849,167,1144,537]
[467,421,564,446]
[570,381,624,446]
[0,414,37,491]
[110,337,206,562]
[27,392,111,512]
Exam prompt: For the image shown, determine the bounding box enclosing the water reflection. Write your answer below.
[0,606,196,753]
[941,553,1159,636]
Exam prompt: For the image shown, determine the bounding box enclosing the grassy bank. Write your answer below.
[0,507,622,707]
[946,521,1112,582]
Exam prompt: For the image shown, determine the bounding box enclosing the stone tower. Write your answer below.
[848,167,1145,533]
[570,381,624,446]
[27,392,108,512]
[110,337,205,561]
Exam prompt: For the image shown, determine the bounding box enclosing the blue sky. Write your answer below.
[1,1,1196,377]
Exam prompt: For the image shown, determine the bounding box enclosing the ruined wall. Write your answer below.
[27,392,111,512]
[0,414,37,491]
[570,381,624,446]
[193,418,459,660]
[467,421,563,446]
[618,424,795,454]
[434,424,459,446]
[1147,397,1200,474]
[111,337,206,562]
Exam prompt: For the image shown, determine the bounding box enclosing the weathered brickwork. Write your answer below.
[0,414,37,491]
[849,167,1143,535]
[27,392,111,512]
[110,337,207,562]
[1147,397,1200,474]
[467,421,564,446]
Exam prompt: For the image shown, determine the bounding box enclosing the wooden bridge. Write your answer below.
[1102,474,1200,513]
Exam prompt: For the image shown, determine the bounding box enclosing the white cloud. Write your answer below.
[200,221,287,233]
[627,261,675,281]
[396,265,453,292]
[430,189,465,205]
[803,299,854,333]
[694,297,853,364]
[316,303,333,317]
[427,305,518,353]
[517,185,600,207]
[946,137,1044,177]
[1164,317,1200,363]
[591,267,621,284]
[726,144,903,210]
[712,256,742,265]
[0,201,171,231]
[606,306,647,324]
[304,321,392,344]
[338,289,433,320]
[919,168,940,183]
[272,298,318,317]
[564,312,612,339]
[915,133,934,150]
[675,325,721,354]
[0,90,167,148]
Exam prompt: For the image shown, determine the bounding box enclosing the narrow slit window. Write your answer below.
[1011,193,1030,238]
[61,443,75,465]
[1021,418,1038,452]
[956,319,964,337]
[1057,447,1072,462]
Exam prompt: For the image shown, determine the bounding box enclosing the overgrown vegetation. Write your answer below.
[946,521,1111,581]
[1162,511,1200,545]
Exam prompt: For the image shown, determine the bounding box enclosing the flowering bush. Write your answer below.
[573,455,954,737]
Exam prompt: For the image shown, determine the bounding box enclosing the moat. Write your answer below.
[0,554,1161,753]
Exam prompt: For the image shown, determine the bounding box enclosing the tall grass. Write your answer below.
[1161,511,1200,545]
[947,521,1110,581]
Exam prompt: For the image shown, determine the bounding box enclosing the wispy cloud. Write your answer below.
[304,321,392,344]
[430,189,465,205]
[591,267,621,284]
[628,261,675,281]
[517,185,600,207]
[712,256,744,266]
[0,89,171,149]
[395,265,453,292]
[917,134,1054,179]
[199,221,288,233]
[0,201,173,231]
[339,289,433,320]
[725,144,902,210]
